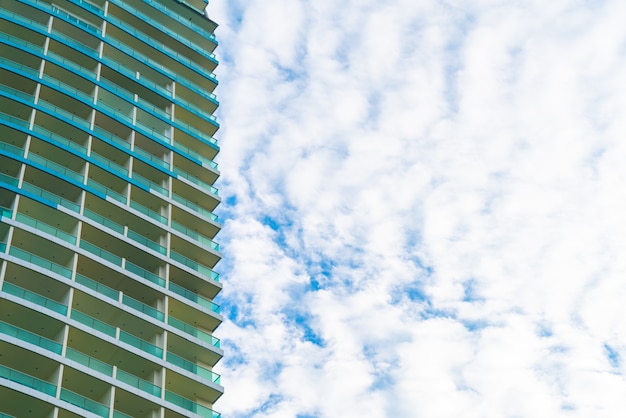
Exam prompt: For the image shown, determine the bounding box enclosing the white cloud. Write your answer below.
[208,0,626,416]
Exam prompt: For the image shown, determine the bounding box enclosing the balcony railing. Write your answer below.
[15,212,77,245]
[60,387,110,417]
[168,316,220,348]
[171,220,220,251]
[66,347,114,376]
[0,320,63,354]
[1,281,68,316]
[8,246,73,279]
[75,273,165,321]
[0,364,57,397]
[166,351,221,384]
[116,369,161,397]
[168,282,220,313]
[164,390,221,418]
[170,249,220,282]
[70,310,164,358]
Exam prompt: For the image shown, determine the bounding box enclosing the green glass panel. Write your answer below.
[121,295,164,321]
[60,388,109,416]
[0,320,62,354]
[116,369,161,397]
[2,282,68,315]
[15,213,77,244]
[119,331,163,357]
[0,364,56,396]
[8,246,72,279]
[168,282,220,313]
[70,310,116,337]
[75,274,119,299]
[125,261,165,287]
[79,240,123,266]
[65,348,114,376]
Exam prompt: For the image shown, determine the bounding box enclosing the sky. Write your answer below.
[207,0,626,417]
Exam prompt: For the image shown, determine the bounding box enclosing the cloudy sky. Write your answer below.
[207,0,626,416]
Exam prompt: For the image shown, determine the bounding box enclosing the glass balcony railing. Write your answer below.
[0,111,28,138]
[129,200,167,225]
[3,9,218,149]
[166,351,221,384]
[80,240,123,266]
[0,82,34,102]
[36,0,219,90]
[173,145,218,171]
[121,294,165,321]
[2,18,218,159]
[170,250,220,283]
[83,208,167,255]
[112,411,134,418]
[60,388,110,417]
[116,369,161,397]
[172,194,219,222]
[0,140,25,159]
[20,180,81,212]
[86,179,127,204]
[65,347,114,376]
[168,282,220,313]
[75,273,165,321]
[25,153,84,184]
[143,0,218,46]
[103,12,217,84]
[82,208,125,235]
[29,121,87,155]
[2,281,68,316]
[65,328,161,398]
[8,246,73,279]
[164,391,221,418]
[5,82,208,212]
[70,310,164,358]
[0,364,57,397]
[78,239,167,288]
[0,172,19,187]
[15,213,77,245]
[131,171,168,196]
[126,229,167,255]
[107,0,218,65]
[51,4,99,33]
[0,320,63,354]
[125,260,166,286]
[75,273,119,299]
[119,330,163,358]
[89,151,129,177]
[171,220,219,252]
[132,145,171,171]
[0,205,13,219]
[70,310,117,338]
[173,168,219,195]
[0,54,38,79]
[168,316,220,348]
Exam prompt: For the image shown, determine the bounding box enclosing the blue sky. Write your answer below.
[208,0,626,416]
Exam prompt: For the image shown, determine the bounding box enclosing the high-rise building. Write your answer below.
[0,0,223,417]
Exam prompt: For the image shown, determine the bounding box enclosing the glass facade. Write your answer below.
[0,0,223,416]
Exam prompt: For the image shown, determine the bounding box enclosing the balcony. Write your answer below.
[164,391,220,418]
[70,310,164,359]
[8,246,73,279]
[0,320,63,355]
[0,364,56,397]
[168,316,219,348]
[60,387,109,417]
[1,281,68,316]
